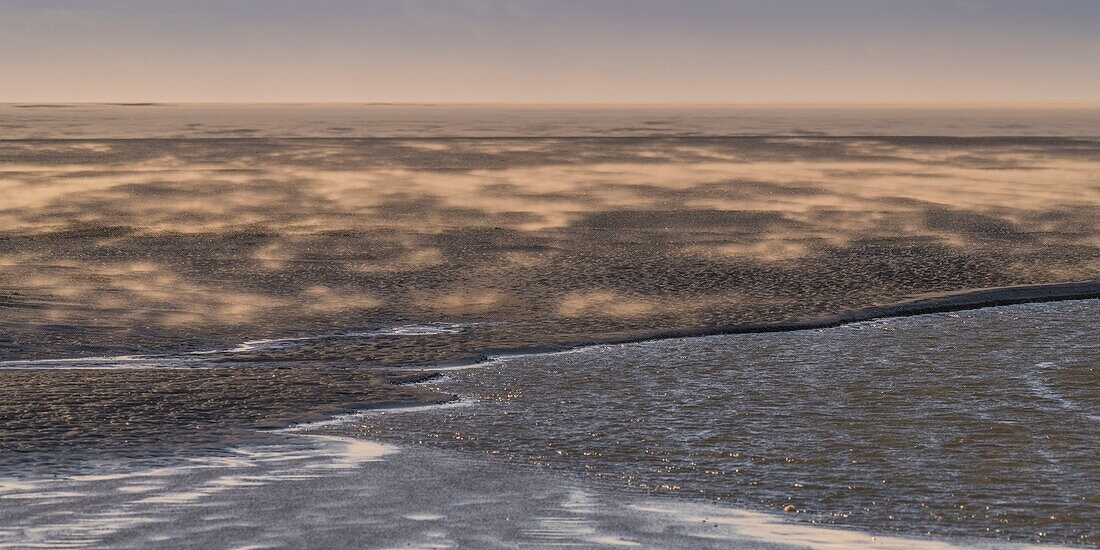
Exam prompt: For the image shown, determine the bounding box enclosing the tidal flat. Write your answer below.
[2,105,1099,364]
[1,105,1098,548]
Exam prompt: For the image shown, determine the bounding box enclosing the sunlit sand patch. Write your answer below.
[300,285,382,313]
[251,242,295,270]
[4,140,1098,235]
[689,238,813,261]
[4,259,381,328]
[402,513,445,521]
[351,248,446,272]
[557,291,655,319]
[0,165,262,225]
[396,141,451,151]
[0,253,38,268]
[418,289,507,315]
[4,146,1095,239]
[501,249,558,267]
[0,480,53,493]
[401,247,447,267]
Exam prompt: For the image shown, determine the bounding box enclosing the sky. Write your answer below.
[2,0,1099,104]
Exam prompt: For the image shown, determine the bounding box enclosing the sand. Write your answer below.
[2,135,1098,367]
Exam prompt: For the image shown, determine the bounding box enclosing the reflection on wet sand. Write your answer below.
[1,135,1097,362]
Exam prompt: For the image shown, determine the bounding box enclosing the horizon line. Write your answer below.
[5,100,1100,109]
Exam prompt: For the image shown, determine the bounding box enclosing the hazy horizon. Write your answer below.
[6,101,1100,107]
[3,0,1099,104]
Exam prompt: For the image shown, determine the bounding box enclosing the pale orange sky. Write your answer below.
[2,0,1099,103]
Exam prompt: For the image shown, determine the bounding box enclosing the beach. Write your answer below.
[3,106,1099,367]
[1,105,1098,548]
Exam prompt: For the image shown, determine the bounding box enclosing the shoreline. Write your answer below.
[5,281,1097,372]
[1,281,1096,470]
[3,287,1096,547]
[465,280,1100,365]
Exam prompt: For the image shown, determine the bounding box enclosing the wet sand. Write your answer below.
[0,434,1072,550]
[0,368,444,471]
[553,280,1100,348]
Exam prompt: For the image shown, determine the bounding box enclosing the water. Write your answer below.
[332,300,1100,545]
[1,301,1096,547]
[0,433,983,550]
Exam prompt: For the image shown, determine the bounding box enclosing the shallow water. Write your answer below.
[332,300,1100,546]
[0,303,1095,547]
[0,433,1009,550]
[1,301,1096,547]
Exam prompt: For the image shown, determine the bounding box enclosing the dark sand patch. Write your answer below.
[0,368,446,471]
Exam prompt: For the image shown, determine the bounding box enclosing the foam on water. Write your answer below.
[280,398,477,433]
[1023,361,1100,424]
[220,322,478,354]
